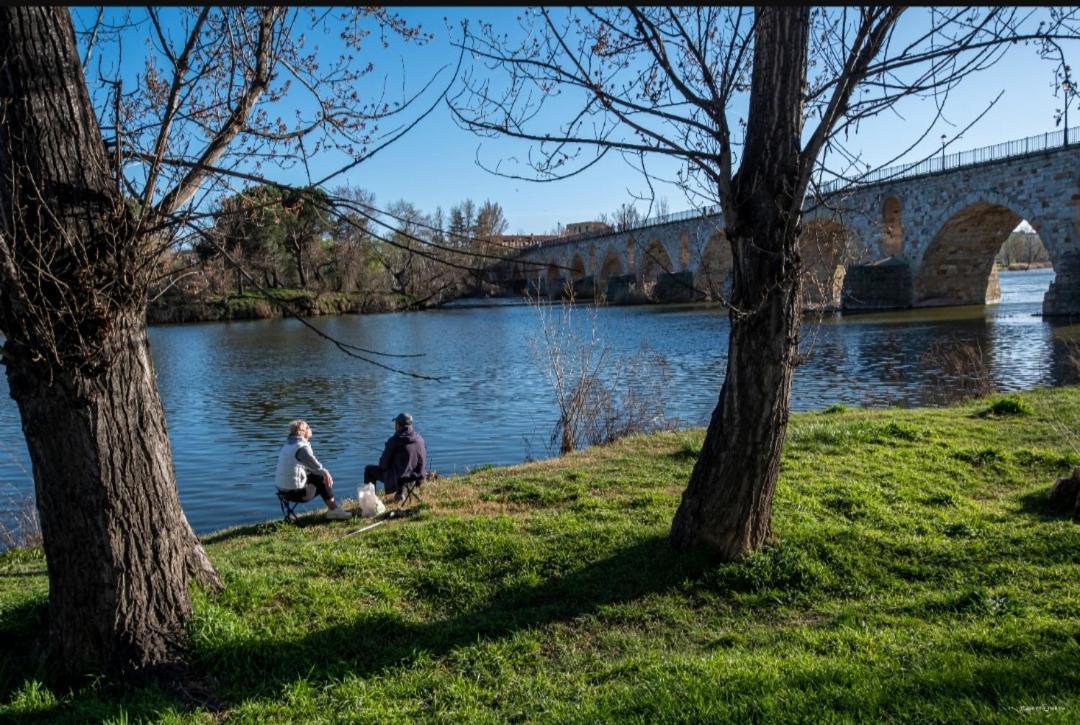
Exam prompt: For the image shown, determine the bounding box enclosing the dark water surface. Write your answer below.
[1,268,1074,535]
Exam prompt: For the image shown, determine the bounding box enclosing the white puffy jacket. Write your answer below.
[274,436,324,491]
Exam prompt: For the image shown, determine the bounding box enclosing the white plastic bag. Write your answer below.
[357,483,386,518]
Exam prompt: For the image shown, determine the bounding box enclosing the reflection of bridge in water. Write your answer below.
[498,127,1080,316]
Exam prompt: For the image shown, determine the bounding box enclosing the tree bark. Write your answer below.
[669,7,809,558]
[6,320,220,678]
[0,7,220,682]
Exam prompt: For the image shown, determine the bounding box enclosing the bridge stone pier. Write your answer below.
[507,129,1080,316]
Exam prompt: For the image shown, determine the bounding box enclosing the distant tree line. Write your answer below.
[155,185,514,309]
[995,230,1050,268]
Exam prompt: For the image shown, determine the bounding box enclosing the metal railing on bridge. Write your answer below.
[817,125,1079,195]
[520,203,723,251]
[520,125,1078,253]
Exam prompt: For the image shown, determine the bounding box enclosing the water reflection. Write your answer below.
[0,268,1063,535]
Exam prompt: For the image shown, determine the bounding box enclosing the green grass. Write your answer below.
[3,387,1080,722]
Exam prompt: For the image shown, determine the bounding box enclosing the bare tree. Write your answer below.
[366,200,468,306]
[329,185,379,293]
[0,6,442,682]
[652,196,671,221]
[450,6,1080,559]
[527,290,676,456]
[611,202,642,232]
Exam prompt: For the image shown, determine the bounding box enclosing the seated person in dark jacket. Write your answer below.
[365,412,427,502]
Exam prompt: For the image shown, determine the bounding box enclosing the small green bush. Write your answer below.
[978,396,1034,418]
[822,403,848,415]
[870,421,924,443]
[951,447,1004,467]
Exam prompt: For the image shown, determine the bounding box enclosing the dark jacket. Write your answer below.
[379,426,427,491]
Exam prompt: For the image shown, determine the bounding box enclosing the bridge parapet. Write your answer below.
[506,128,1080,313]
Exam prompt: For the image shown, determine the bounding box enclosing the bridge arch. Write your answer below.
[695,232,733,302]
[546,258,561,283]
[506,261,527,293]
[913,191,1044,307]
[597,247,624,287]
[800,219,854,309]
[639,238,675,285]
[569,252,586,282]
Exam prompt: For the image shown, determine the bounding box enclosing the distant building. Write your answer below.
[563,220,612,237]
[490,220,615,251]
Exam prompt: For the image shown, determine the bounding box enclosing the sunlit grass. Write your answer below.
[2,387,1080,721]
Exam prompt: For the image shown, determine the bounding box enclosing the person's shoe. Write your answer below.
[326,507,352,520]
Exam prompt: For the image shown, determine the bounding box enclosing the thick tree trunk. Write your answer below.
[5,320,220,678]
[670,7,809,558]
[0,7,220,682]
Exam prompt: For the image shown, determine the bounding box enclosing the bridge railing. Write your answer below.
[520,203,723,251]
[817,125,1077,195]
[521,125,1078,253]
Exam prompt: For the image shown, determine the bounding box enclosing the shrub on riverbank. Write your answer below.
[146,289,406,324]
[2,388,1079,721]
[978,395,1034,418]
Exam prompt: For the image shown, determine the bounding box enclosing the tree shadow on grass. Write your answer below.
[1,534,716,720]
[1018,489,1077,522]
[197,534,717,705]
[665,443,701,463]
[200,511,340,546]
[0,597,218,723]
[0,598,47,700]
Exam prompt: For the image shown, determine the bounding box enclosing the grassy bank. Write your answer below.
[2,388,1080,722]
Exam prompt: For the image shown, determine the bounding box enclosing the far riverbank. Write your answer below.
[149,266,1058,325]
[146,289,407,325]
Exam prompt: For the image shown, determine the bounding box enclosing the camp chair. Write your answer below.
[397,471,438,507]
[276,488,310,522]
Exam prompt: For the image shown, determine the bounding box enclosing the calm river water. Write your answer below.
[0,268,1075,536]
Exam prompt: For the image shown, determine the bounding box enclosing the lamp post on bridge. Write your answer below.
[940,133,947,169]
[1063,66,1072,147]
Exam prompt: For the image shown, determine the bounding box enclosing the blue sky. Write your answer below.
[73,7,1074,235]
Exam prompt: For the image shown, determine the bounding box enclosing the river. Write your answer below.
[0,268,1075,536]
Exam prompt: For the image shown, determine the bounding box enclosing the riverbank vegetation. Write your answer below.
[2,386,1078,721]
[149,188,518,323]
[994,230,1051,270]
[149,186,684,325]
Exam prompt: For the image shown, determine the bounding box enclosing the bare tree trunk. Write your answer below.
[670,7,809,558]
[0,7,219,682]
[288,233,308,288]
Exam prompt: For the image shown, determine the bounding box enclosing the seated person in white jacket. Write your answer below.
[275,419,351,520]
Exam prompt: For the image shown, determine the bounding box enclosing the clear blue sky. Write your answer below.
[73,7,1074,235]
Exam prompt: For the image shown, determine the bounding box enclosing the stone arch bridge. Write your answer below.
[498,128,1080,316]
